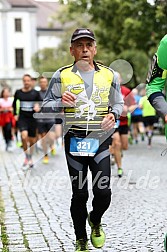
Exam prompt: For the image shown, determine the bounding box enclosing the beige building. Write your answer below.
[0,0,63,92]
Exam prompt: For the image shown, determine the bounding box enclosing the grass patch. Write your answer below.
[0,190,9,252]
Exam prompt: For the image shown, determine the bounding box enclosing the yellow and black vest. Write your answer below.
[60,62,114,132]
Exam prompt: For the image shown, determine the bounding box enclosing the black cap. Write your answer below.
[71,28,96,43]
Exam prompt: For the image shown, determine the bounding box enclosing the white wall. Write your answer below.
[0,12,8,78]
[6,11,37,78]
[0,3,63,90]
[38,35,61,50]
[0,8,37,80]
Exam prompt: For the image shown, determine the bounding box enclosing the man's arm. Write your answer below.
[12,90,18,116]
[41,70,63,113]
[101,71,124,131]
[146,34,167,122]
[146,56,167,119]
[108,71,124,119]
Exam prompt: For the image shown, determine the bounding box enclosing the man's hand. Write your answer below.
[62,91,76,107]
[121,105,128,117]
[34,103,40,112]
[101,113,116,131]
[165,115,167,123]
[14,115,18,121]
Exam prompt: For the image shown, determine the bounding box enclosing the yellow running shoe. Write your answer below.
[16,141,22,148]
[43,155,49,164]
[51,148,56,156]
[75,238,89,252]
[118,168,123,178]
[88,213,106,248]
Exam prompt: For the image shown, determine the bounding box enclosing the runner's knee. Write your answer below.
[21,133,28,141]
[93,187,111,200]
[72,191,89,205]
[114,139,121,150]
[122,142,128,150]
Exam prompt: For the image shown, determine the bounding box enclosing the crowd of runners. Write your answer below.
[0,73,160,173]
[0,74,63,168]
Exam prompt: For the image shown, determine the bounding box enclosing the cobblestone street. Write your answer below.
[0,135,167,252]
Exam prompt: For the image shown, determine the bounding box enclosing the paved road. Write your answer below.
[0,134,167,252]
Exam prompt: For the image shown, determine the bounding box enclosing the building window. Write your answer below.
[15,18,22,32]
[15,49,24,68]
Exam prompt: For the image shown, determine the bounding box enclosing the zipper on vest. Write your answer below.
[86,100,90,135]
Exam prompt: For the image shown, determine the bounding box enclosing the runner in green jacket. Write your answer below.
[146,34,167,140]
[146,34,167,251]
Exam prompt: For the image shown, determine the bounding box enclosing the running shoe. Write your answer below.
[118,168,123,178]
[43,155,49,164]
[88,213,105,248]
[164,233,167,252]
[75,238,89,252]
[110,154,115,166]
[128,135,133,145]
[22,158,29,167]
[51,147,56,156]
[6,142,13,152]
[16,141,22,148]
[121,150,123,158]
[29,159,34,168]
[56,137,63,148]
[148,137,152,147]
[141,133,145,141]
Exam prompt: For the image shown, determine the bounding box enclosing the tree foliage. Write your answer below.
[62,0,167,53]
[32,5,94,76]
[31,45,72,76]
[32,0,167,86]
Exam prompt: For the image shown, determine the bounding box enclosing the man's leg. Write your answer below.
[132,122,138,143]
[112,132,122,170]
[138,121,145,138]
[147,124,154,147]
[65,134,89,240]
[88,137,111,248]
[40,132,48,155]
[120,134,128,151]
[3,122,12,150]
[40,131,50,163]
[28,120,38,167]
[38,122,50,162]
[55,119,63,148]
[48,130,56,155]
[21,130,29,153]
[20,130,30,166]
[29,136,37,155]
[89,139,111,225]
[66,154,89,239]
[18,118,29,157]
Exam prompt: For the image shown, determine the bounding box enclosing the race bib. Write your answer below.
[70,137,99,156]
